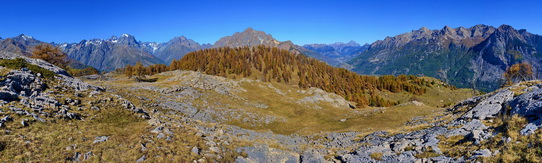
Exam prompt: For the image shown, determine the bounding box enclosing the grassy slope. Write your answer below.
[91,72,474,137]
[0,69,236,162]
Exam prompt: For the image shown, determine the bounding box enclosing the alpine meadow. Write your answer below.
[1,0,542,162]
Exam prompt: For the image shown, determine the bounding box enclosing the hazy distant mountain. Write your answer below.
[201,43,213,49]
[303,41,369,66]
[150,36,203,64]
[60,34,164,71]
[348,24,542,92]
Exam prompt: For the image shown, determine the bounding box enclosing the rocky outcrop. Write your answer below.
[336,81,542,162]
[235,145,300,163]
[462,90,514,120]
[0,51,101,91]
[0,52,148,127]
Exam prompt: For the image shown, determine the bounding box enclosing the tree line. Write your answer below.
[123,46,430,107]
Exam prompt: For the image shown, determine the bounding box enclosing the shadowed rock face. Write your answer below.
[349,24,542,92]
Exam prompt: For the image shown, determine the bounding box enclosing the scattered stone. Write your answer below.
[0,91,18,101]
[83,151,93,160]
[301,150,325,163]
[141,143,147,151]
[137,155,146,163]
[191,146,200,155]
[93,136,109,144]
[1,116,12,122]
[151,126,163,133]
[521,123,539,136]
[472,149,492,158]
[21,119,28,127]
[210,147,220,153]
[91,106,100,110]
[67,152,81,162]
[157,133,166,139]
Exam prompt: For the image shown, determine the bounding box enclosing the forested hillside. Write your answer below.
[126,46,433,107]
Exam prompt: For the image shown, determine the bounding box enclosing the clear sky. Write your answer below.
[1,0,541,45]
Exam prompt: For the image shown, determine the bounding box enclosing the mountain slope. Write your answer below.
[349,24,542,92]
[60,34,164,71]
[0,34,43,56]
[168,46,440,107]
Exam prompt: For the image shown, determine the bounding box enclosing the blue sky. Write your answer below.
[1,0,541,45]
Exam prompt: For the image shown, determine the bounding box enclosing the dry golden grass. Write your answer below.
[87,72,475,139]
[370,152,383,160]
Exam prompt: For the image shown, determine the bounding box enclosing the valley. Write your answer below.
[1,18,542,163]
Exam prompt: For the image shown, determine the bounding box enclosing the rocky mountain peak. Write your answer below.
[244,27,256,32]
[201,43,213,49]
[116,34,140,47]
[170,36,190,43]
[108,36,119,42]
[346,40,359,46]
[331,41,361,47]
[213,28,279,48]
[12,34,39,43]
[16,34,35,41]
[441,25,456,36]
[497,24,515,32]
[417,26,432,34]
[492,25,524,41]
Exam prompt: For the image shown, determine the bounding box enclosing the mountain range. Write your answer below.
[348,24,542,92]
[0,28,366,71]
[2,25,541,92]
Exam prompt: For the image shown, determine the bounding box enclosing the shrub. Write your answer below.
[67,67,100,77]
[31,43,69,68]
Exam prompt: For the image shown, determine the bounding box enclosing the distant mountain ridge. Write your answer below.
[151,36,203,64]
[0,28,365,71]
[348,24,542,92]
[303,41,369,67]
[212,27,359,66]
[0,34,89,69]
[58,34,164,71]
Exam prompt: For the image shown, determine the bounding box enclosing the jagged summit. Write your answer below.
[244,27,256,32]
[213,27,280,48]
